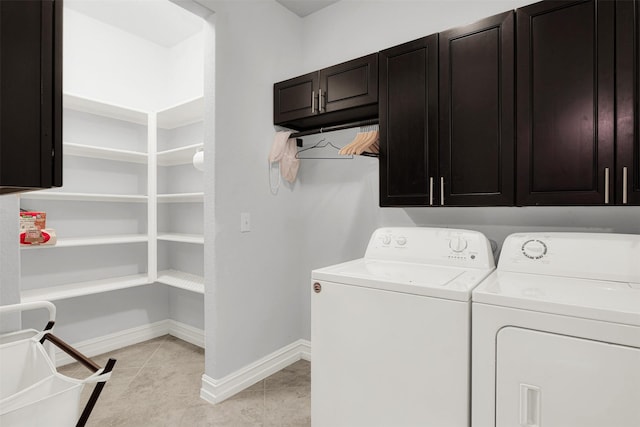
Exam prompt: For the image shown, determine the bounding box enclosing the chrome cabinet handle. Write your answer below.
[623,167,628,204]
[429,177,434,206]
[604,168,610,204]
[319,89,325,113]
[440,177,445,206]
[311,90,316,114]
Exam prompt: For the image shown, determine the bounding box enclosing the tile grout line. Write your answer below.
[122,335,169,390]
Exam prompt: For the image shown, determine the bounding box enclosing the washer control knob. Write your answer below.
[396,236,407,246]
[449,236,468,253]
[381,235,392,245]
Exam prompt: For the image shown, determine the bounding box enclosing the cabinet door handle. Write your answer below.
[604,167,610,204]
[440,177,445,206]
[429,177,434,206]
[311,90,316,114]
[319,89,325,113]
[623,167,628,205]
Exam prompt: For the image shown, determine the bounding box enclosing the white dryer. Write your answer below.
[472,232,640,427]
[311,227,495,427]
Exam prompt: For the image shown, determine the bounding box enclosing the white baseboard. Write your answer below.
[200,339,311,405]
[167,319,205,348]
[55,319,204,367]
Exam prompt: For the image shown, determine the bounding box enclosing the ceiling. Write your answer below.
[65,0,204,48]
[276,0,340,17]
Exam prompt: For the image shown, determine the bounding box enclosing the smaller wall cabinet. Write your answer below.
[273,53,378,130]
[0,0,62,195]
[516,0,616,206]
[379,36,438,207]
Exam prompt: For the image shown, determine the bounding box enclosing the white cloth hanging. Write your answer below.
[269,131,300,188]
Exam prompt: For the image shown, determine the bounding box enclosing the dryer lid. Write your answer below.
[473,270,640,326]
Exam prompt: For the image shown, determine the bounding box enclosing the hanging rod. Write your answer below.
[290,118,379,138]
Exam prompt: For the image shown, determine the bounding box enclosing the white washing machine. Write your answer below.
[311,227,495,427]
[472,232,640,427]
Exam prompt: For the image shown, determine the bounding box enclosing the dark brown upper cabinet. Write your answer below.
[616,0,640,205]
[273,53,378,131]
[439,11,515,206]
[516,0,615,206]
[0,0,63,195]
[379,35,438,207]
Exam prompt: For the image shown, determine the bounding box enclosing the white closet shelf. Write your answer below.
[20,274,150,303]
[157,96,204,129]
[157,192,204,203]
[64,142,147,164]
[64,93,148,125]
[21,192,148,203]
[157,233,204,244]
[157,143,203,166]
[21,234,148,249]
[156,270,204,294]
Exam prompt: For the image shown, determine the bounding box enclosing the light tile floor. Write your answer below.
[59,335,311,427]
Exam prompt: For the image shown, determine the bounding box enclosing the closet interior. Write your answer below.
[19,1,206,347]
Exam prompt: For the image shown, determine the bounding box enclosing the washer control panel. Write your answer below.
[365,227,495,269]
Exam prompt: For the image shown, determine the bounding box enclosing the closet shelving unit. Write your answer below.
[157,193,204,203]
[155,97,205,294]
[22,192,148,203]
[19,93,205,302]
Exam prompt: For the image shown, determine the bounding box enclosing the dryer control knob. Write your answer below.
[381,235,392,245]
[449,236,468,253]
[396,237,407,246]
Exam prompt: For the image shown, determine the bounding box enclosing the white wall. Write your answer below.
[22,286,171,342]
[64,6,203,112]
[202,0,639,383]
[0,195,21,332]
[302,0,537,70]
[203,0,304,379]
[164,31,205,108]
[64,8,167,111]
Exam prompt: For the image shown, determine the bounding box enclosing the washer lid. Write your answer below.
[473,271,640,326]
[313,259,493,301]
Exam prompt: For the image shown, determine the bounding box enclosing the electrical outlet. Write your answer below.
[240,212,251,232]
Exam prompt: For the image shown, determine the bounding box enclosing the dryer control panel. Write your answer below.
[499,232,640,284]
[365,227,495,270]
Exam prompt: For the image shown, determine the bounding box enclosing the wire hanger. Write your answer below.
[295,138,353,159]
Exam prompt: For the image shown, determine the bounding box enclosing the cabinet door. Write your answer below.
[616,0,640,205]
[516,0,615,206]
[379,36,438,207]
[439,11,514,206]
[0,0,62,195]
[319,53,378,114]
[273,71,318,126]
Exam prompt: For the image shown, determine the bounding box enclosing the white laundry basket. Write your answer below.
[0,302,114,427]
